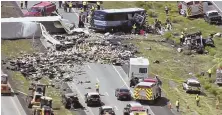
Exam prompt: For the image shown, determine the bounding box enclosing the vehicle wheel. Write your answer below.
[182,11,187,17]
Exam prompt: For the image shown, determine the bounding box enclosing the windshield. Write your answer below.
[103,108,113,111]
[209,12,219,17]
[29,7,42,12]
[188,82,201,87]
[90,95,100,98]
[94,11,105,20]
[120,89,130,92]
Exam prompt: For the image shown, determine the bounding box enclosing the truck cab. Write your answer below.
[24,2,57,17]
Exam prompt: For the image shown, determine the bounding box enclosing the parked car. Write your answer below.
[182,78,201,94]
[204,10,222,24]
[115,88,131,101]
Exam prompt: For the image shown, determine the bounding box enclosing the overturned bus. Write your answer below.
[90,8,146,32]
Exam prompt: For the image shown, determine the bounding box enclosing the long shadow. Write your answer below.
[139,97,169,107]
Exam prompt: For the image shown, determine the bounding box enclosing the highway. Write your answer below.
[1,71,27,115]
[212,1,222,12]
[23,1,176,115]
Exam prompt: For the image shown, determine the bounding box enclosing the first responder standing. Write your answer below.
[207,68,212,78]
[176,99,180,112]
[69,2,73,13]
[83,1,87,12]
[165,6,169,15]
[20,1,24,9]
[59,1,62,8]
[195,94,200,107]
[25,1,28,9]
[64,2,68,12]
[95,83,100,93]
[97,1,101,10]
[180,31,185,45]
[132,23,137,34]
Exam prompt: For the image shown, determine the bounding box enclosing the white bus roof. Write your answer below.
[99,8,145,13]
[130,57,149,66]
[136,82,155,87]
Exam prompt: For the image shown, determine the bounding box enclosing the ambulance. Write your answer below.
[178,1,213,17]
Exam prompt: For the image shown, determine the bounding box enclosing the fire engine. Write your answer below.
[1,71,12,95]
[178,1,213,17]
[133,79,161,104]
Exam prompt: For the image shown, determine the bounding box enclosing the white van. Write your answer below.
[129,57,149,81]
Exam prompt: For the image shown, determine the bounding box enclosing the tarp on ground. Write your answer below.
[1,22,41,39]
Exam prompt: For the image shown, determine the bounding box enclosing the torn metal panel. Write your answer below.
[1,22,41,39]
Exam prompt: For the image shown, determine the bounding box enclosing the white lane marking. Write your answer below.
[112,65,155,115]
[96,78,100,82]
[212,1,222,12]
[114,106,118,110]
[10,97,23,115]
[87,65,91,69]
[105,92,109,96]
[68,82,95,115]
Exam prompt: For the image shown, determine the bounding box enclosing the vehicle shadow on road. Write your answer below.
[139,97,169,107]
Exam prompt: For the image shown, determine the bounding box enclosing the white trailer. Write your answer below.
[129,57,149,81]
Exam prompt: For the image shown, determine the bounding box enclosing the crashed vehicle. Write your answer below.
[90,8,146,32]
[99,106,115,115]
[123,102,149,115]
[204,10,222,24]
[182,78,201,94]
[24,1,57,17]
[85,92,102,106]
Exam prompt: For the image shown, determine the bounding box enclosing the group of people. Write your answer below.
[58,1,102,28]
[20,1,28,9]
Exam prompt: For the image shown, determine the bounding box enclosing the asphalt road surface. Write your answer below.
[1,71,27,115]
[23,1,176,115]
[212,1,222,11]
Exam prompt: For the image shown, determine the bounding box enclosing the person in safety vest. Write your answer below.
[175,99,180,112]
[180,31,185,45]
[20,1,24,9]
[97,1,101,10]
[91,5,95,11]
[207,68,212,78]
[95,83,100,93]
[69,2,72,12]
[132,23,137,34]
[83,1,87,12]
[195,94,200,107]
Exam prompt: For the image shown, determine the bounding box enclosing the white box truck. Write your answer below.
[129,57,149,87]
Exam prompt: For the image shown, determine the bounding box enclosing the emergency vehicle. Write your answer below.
[123,102,148,115]
[129,57,149,81]
[178,1,213,17]
[133,81,161,103]
[1,71,12,95]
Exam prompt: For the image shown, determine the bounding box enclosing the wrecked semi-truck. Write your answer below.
[90,8,146,32]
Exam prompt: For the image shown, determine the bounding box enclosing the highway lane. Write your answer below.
[1,72,27,115]
[212,1,222,12]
